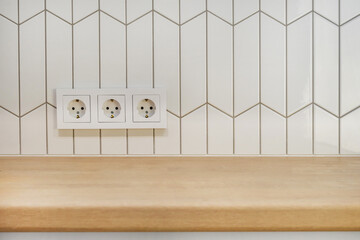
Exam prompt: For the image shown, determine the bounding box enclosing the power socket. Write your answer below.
[62,95,91,123]
[98,95,126,123]
[56,88,167,129]
[133,94,160,122]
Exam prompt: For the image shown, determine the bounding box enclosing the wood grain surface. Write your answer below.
[0,156,359,231]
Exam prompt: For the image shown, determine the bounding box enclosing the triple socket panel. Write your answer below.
[56,88,167,129]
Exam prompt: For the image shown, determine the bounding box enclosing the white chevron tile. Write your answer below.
[234,0,259,23]
[19,0,44,23]
[340,0,360,24]
[341,108,360,154]
[100,0,125,23]
[47,13,72,105]
[261,106,286,154]
[314,105,338,154]
[127,13,152,88]
[0,0,18,23]
[74,130,100,154]
[287,14,312,115]
[0,16,18,115]
[73,0,98,23]
[314,14,338,115]
[155,112,180,154]
[154,0,179,23]
[208,0,232,24]
[181,105,206,154]
[181,13,206,115]
[101,129,127,155]
[73,13,99,88]
[261,13,286,115]
[261,0,286,24]
[128,129,153,154]
[20,13,45,115]
[47,105,73,155]
[340,17,360,115]
[208,105,233,154]
[287,0,312,23]
[100,12,126,88]
[235,105,259,154]
[180,0,205,24]
[21,105,47,154]
[234,13,259,115]
[314,0,338,24]
[47,0,72,23]
[288,105,312,154]
[208,13,233,116]
[0,108,19,154]
[154,13,180,115]
[127,0,152,23]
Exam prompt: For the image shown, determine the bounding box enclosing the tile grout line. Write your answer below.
[287,11,312,26]
[0,13,18,25]
[0,106,19,117]
[232,0,235,154]
[19,10,45,25]
[312,1,315,154]
[127,10,152,25]
[181,10,206,26]
[179,0,182,154]
[17,0,21,154]
[73,10,98,25]
[153,10,178,25]
[71,0,75,155]
[98,0,102,155]
[285,0,288,155]
[313,11,338,26]
[234,103,260,118]
[341,105,360,118]
[44,0,49,154]
[206,0,209,155]
[99,10,125,25]
[233,11,259,26]
[259,0,262,154]
[340,13,360,26]
[20,103,47,118]
[152,0,155,155]
[314,103,339,118]
[47,10,72,25]
[125,0,129,155]
[338,0,341,154]
[261,10,286,26]
[207,10,232,26]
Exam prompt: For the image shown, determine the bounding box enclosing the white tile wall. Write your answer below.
[0,0,360,155]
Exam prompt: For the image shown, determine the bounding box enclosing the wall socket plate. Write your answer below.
[56,88,167,129]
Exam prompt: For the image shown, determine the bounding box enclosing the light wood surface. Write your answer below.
[0,156,359,231]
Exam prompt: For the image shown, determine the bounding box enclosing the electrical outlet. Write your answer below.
[56,88,166,129]
[132,94,160,122]
[98,95,126,123]
[62,95,91,123]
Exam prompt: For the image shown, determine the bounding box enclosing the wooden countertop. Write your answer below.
[0,156,359,231]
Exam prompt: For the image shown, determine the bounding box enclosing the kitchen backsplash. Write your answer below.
[0,0,359,155]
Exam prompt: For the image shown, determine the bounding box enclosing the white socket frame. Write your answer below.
[56,88,167,129]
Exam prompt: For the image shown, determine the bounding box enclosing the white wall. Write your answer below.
[1,0,360,155]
